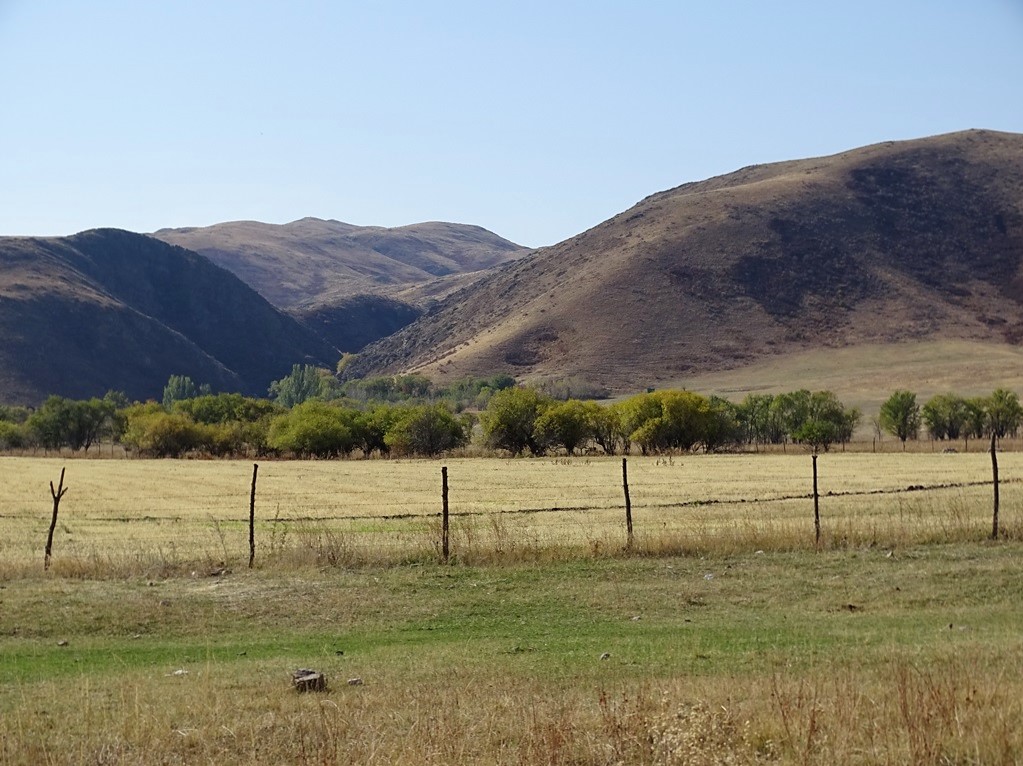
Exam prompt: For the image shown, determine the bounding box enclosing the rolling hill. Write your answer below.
[152,218,529,350]
[346,129,1023,397]
[0,229,339,404]
[153,217,527,345]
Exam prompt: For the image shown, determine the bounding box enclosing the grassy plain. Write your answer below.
[667,340,1023,422]
[1,453,1022,764]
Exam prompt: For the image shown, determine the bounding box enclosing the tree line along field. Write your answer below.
[2,369,1019,460]
[1,452,1022,764]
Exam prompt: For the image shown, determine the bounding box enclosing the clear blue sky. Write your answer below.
[1,1,1021,248]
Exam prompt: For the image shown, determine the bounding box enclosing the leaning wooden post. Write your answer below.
[248,463,259,568]
[812,453,821,549]
[990,432,1000,540]
[441,466,450,563]
[622,458,633,549]
[44,467,68,571]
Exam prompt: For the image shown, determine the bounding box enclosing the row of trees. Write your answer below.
[877,389,1023,449]
[122,397,471,458]
[266,365,518,410]
[481,388,861,456]
[3,376,1023,460]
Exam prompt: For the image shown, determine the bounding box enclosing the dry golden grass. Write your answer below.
[4,656,1021,765]
[3,453,1022,763]
[1,451,1018,577]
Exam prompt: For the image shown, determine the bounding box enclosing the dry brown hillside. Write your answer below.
[0,230,338,404]
[347,129,1023,394]
[153,217,529,310]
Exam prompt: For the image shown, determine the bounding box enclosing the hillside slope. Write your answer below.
[152,218,528,352]
[347,129,1023,392]
[0,229,338,404]
[152,217,529,309]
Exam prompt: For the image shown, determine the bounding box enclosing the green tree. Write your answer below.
[122,403,204,457]
[162,375,202,409]
[175,393,280,424]
[703,396,741,452]
[384,405,469,457]
[0,405,30,424]
[769,390,813,446]
[736,394,775,449]
[788,391,854,548]
[533,399,593,456]
[879,390,920,450]
[791,391,851,455]
[586,402,625,455]
[921,394,970,441]
[621,390,715,454]
[481,387,552,456]
[0,421,27,450]
[983,388,1023,440]
[265,400,356,458]
[25,396,114,452]
[962,397,987,452]
[268,365,339,407]
[981,389,1023,539]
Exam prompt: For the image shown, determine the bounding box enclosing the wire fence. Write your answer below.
[1,452,1019,574]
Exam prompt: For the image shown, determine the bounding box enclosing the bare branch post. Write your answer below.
[249,463,259,568]
[812,453,821,548]
[622,458,633,550]
[990,432,1000,540]
[441,466,450,563]
[44,467,68,571]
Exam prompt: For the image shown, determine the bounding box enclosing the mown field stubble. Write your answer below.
[1,452,1022,764]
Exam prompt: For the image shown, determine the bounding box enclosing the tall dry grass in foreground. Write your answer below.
[3,453,1022,764]
[3,655,1020,764]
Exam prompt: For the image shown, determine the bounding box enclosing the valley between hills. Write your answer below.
[1,128,1021,406]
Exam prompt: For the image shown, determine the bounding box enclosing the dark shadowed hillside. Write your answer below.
[0,229,338,404]
[347,130,1023,392]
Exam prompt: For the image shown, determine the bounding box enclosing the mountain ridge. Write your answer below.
[0,229,339,404]
[345,129,1023,391]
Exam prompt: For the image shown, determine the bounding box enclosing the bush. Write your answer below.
[0,420,27,450]
[533,399,593,455]
[481,388,553,456]
[266,401,356,458]
[383,405,469,457]
[122,405,204,457]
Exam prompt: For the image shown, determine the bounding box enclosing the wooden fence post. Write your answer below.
[44,467,68,571]
[249,463,259,568]
[812,453,821,549]
[441,466,450,563]
[623,458,633,549]
[990,432,1000,540]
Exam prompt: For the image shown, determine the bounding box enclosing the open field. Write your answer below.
[2,451,1022,574]
[664,340,1023,423]
[2,454,1023,764]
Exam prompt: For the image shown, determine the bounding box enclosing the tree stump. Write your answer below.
[292,669,327,692]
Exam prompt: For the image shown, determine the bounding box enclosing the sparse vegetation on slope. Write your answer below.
[0,230,339,404]
[348,129,1023,392]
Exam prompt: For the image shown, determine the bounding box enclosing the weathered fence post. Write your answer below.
[812,453,821,548]
[441,466,450,563]
[622,458,633,549]
[44,467,68,571]
[990,432,1000,540]
[249,463,259,568]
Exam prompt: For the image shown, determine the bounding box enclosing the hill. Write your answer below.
[152,218,528,352]
[347,129,1023,395]
[0,229,338,404]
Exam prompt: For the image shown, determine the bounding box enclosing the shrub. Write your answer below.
[384,404,469,457]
